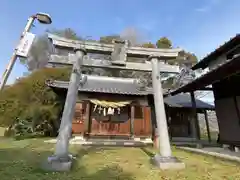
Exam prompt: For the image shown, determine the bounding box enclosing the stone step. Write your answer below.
[87,135,130,140]
[44,136,153,147]
[81,139,153,147]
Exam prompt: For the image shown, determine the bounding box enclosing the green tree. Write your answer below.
[99,35,121,44]
[47,28,82,40]
[0,68,71,136]
[178,51,198,67]
[142,42,156,48]
[156,37,172,49]
[154,37,199,89]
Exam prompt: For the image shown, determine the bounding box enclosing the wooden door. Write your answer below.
[133,107,152,137]
[72,103,85,134]
[90,105,131,136]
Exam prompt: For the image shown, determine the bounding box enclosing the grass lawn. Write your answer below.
[0,138,240,180]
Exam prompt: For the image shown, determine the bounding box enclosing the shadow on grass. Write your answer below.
[0,144,135,180]
[140,147,156,158]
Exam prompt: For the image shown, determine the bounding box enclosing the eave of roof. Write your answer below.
[164,93,214,110]
[46,76,213,109]
[46,75,153,96]
[192,34,240,70]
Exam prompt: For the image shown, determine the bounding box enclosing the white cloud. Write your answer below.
[195,0,222,12]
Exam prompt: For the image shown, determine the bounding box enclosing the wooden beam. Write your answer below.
[48,33,182,58]
[190,92,201,140]
[204,110,211,142]
[87,102,92,135]
[48,54,180,73]
[166,108,172,140]
[199,87,213,91]
[130,106,135,137]
[84,102,90,136]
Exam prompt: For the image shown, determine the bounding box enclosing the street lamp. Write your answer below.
[36,13,52,24]
[0,13,52,90]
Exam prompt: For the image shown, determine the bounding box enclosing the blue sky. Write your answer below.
[0,0,240,88]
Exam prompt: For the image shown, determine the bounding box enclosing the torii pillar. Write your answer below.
[43,48,86,171]
[149,56,185,170]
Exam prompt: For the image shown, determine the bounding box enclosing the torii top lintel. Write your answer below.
[47,33,182,59]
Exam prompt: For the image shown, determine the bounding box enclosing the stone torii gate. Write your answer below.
[45,34,185,171]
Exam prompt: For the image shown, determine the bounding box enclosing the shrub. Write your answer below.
[0,67,71,137]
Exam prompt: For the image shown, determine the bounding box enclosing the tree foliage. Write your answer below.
[154,37,199,89]
[156,37,172,49]
[179,51,198,67]
[0,68,71,136]
[142,42,156,48]
[47,28,82,40]
[100,35,121,44]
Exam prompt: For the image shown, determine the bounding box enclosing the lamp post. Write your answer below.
[0,13,52,90]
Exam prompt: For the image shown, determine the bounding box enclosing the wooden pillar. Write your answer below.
[190,92,201,140]
[167,108,172,140]
[84,102,90,136]
[88,103,92,135]
[130,105,135,137]
[150,104,159,148]
[204,110,211,142]
[142,107,145,134]
[144,106,151,135]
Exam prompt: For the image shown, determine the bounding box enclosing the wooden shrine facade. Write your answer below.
[46,75,153,139]
[72,101,151,138]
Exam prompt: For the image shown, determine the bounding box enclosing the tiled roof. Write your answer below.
[192,34,240,70]
[46,75,153,96]
[164,93,214,109]
[46,75,213,109]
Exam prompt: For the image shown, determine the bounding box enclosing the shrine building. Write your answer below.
[46,74,214,144]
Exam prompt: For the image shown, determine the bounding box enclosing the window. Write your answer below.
[73,102,85,122]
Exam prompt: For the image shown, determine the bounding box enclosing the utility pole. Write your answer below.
[0,13,52,90]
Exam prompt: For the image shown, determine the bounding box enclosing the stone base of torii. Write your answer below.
[42,49,185,171]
